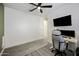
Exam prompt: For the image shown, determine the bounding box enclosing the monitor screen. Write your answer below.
[53,15,72,26]
[60,30,75,37]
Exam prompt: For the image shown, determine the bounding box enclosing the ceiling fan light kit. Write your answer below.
[37,7,41,9]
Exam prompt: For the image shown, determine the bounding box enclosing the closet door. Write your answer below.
[0,3,4,52]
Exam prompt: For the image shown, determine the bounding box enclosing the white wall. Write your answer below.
[4,7,44,48]
[47,4,79,47]
[4,4,79,48]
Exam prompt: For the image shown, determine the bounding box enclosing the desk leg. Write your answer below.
[66,43,74,56]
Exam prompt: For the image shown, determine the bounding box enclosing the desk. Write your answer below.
[64,37,77,54]
[64,37,77,43]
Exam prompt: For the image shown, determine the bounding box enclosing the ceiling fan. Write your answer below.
[29,3,52,13]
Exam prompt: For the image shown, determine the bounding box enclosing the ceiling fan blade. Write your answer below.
[30,8,37,12]
[40,9,43,13]
[29,3,37,6]
[38,3,42,6]
[41,5,52,8]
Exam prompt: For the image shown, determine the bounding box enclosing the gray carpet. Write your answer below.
[25,43,54,56]
[2,39,48,56]
[25,43,75,56]
[2,39,75,56]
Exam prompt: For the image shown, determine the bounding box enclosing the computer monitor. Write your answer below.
[60,30,75,37]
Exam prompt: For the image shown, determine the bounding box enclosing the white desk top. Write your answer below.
[64,37,77,43]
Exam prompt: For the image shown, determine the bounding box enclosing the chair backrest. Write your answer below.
[52,30,66,51]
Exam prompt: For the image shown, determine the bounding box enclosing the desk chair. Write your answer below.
[51,30,74,56]
[51,30,66,56]
[52,34,66,56]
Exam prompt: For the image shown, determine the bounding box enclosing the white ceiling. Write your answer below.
[3,3,64,14]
